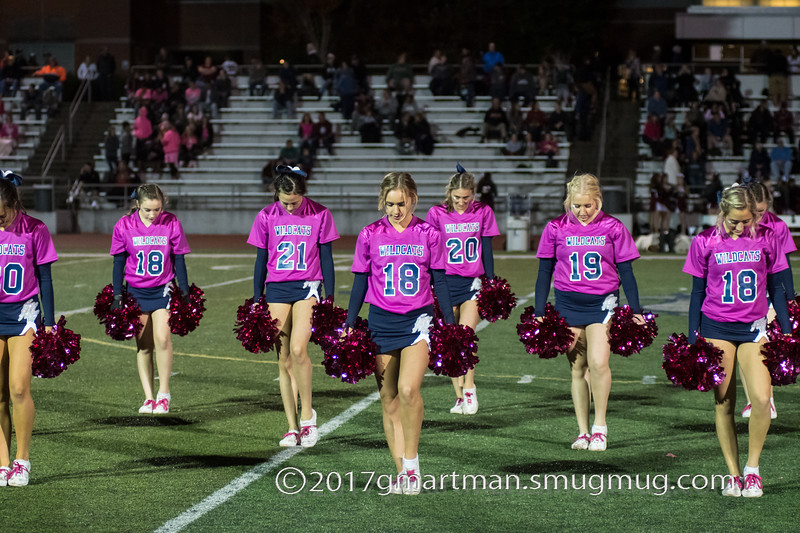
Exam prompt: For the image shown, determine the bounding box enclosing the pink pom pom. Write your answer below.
[761,335,800,386]
[767,297,800,341]
[311,296,347,350]
[30,316,82,378]
[477,276,517,322]
[168,283,206,336]
[516,303,574,359]
[94,284,143,341]
[608,306,659,357]
[428,323,479,377]
[321,318,377,384]
[662,333,726,391]
[233,297,280,354]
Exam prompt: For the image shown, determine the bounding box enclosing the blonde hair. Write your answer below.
[378,172,418,212]
[564,173,603,213]
[444,171,475,212]
[716,185,758,237]
[129,183,167,214]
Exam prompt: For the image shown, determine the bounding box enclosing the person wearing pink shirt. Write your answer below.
[110,184,191,415]
[0,170,58,487]
[534,173,643,452]
[133,107,152,165]
[684,185,792,497]
[426,165,499,415]
[247,166,338,449]
[160,122,181,178]
[347,172,455,495]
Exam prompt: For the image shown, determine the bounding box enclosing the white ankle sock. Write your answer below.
[591,425,607,436]
[743,465,759,477]
[402,455,419,473]
[157,392,171,401]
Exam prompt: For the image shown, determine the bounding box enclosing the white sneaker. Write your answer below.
[279,430,300,447]
[403,469,421,495]
[0,466,9,487]
[7,460,30,487]
[770,398,777,419]
[742,473,763,497]
[462,390,478,415]
[389,472,405,495]
[741,403,751,418]
[449,398,464,414]
[588,431,607,451]
[300,409,318,448]
[153,397,170,414]
[571,434,590,450]
[138,399,156,414]
[721,475,742,497]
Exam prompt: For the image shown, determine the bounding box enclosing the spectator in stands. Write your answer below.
[120,121,133,164]
[728,101,746,156]
[458,48,477,108]
[684,125,705,192]
[298,112,315,152]
[185,80,202,108]
[221,55,238,88]
[482,42,504,74]
[0,54,22,97]
[481,97,508,142]
[386,52,414,92]
[507,100,525,136]
[41,86,58,118]
[749,141,771,179]
[0,113,19,157]
[702,172,723,214]
[648,63,669,98]
[524,101,547,142]
[509,66,535,106]
[642,114,664,158]
[501,132,525,156]
[428,49,443,73]
[648,173,670,247]
[187,103,204,124]
[548,101,569,134]
[154,48,171,71]
[350,93,373,133]
[110,160,141,204]
[768,48,790,107]
[488,64,507,101]
[750,40,771,74]
[719,67,743,107]
[279,139,300,166]
[646,89,668,120]
[697,67,714,100]
[77,55,98,84]
[375,88,398,126]
[674,64,698,106]
[397,91,419,118]
[105,126,119,177]
[211,70,232,117]
[430,54,454,96]
[706,110,732,156]
[703,78,727,106]
[78,160,101,194]
[19,84,42,121]
[747,100,773,145]
[537,61,552,97]
[34,56,66,101]
[197,56,219,92]
[350,54,369,95]
[198,115,214,151]
[413,112,435,155]
[395,111,415,155]
[321,53,337,97]
[663,113,677,146]
[359,109,382,144]
[133,106,153,165]
[476,172,497,210]
[181,56,199,85]
[179,122,199,168]
[624,49,641,103]
[788,46,800,74]
[159,121,181,178]
[771,137,793,179]
[96,47,116,100]
[538,132,560,167]
[334,61,356,120]
[273,80,296,119]
[249,58,267,96]
[298,73,320,99]
[773,101,794,144]
[312,112,335,156]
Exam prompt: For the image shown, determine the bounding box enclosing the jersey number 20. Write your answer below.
[1,263,24,295]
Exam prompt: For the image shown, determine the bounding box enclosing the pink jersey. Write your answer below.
[352,216,445,314]
[761,211,797,256]
[537,211,640,294]
[0,213,58,303]
[683,225,787,323]
[110,211,191,289]
[247,197,339,283]
[425,201,500,278]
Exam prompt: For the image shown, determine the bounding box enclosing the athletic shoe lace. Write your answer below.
[590,432,606,443]
[744,474,762,490]
[10,462,28,478]
[300,425,315,437]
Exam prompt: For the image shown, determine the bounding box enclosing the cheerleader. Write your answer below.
[347,172,455,495]
[110,183,190,415]
[425,165,499,415]
[534,173,643,451]
[0,170,58,487]
[739,180,795,419]
[247,166,338,448]
[684,185,791,497]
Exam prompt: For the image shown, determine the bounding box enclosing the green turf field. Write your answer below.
[2,249,798,532]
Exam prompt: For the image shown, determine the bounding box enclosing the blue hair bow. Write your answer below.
[276,164,308,179]
[456,162,467,174]
[1,170,23,187]
[741,174,756,185]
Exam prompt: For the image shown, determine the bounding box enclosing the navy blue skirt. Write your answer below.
[0,298,41,336]
[554,289,618,327]
[446,274,481,306]
[368,305,434,354]
[265,280,320,304]
[700,315,768,344]
[128,284,171,313]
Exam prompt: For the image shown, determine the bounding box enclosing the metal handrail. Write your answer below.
[41,125,65,178]
[68,78,91,143]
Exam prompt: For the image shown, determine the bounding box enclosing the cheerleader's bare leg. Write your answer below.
[737,340,771,468]
[151,308,173,395]
[375,351,403,472]
[585,322,612,427]
[6,331,35,460]
[567,327,590,436]
[397,340,428,462]
[0,338,12,464]
[289,298,315,423]
[271,302,300,431]
[135,313,156,400]
[710,339,741,476]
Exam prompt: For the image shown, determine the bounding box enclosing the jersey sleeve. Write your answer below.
[246,210,268,249]
[425,206,439,228]
[109,218,127,255]
[536,221,557,259]
[318,209,340,244]
[611,220,640,263]
[32,222,58,265]
[170,216,191,255]
[352,227,371,273]
[683,235,708,278]
[482,205,500,237]
[429,227,446,270]
[768,233,790,274]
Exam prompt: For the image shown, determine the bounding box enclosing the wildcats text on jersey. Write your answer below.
[274,225,312,237]
[132,236,168,246]
[444,222,480,233]
[379,244,424,257]
[565,236,606,246]
[714,250,762,264]
[0,243,25,255]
